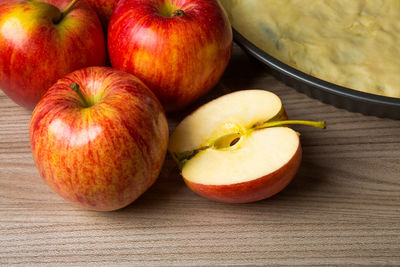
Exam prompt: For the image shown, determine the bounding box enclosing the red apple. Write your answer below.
[108,0,233,112]
[85,0,120,29]
[168,90,325,203]
[0,0,106,110]
[30,67,169,211]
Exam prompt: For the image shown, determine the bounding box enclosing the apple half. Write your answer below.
[168,90,325,203]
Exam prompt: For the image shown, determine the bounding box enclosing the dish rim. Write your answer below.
[233,28,400,112]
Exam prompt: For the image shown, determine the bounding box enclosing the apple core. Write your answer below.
[172,119,325,168]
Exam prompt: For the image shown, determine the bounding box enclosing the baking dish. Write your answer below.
[233,29,400,120]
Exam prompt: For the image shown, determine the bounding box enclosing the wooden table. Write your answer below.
[1,44,399,266]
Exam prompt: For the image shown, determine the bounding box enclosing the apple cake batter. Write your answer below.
[219,0,400,98]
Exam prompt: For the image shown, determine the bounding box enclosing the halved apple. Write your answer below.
[168,90,325,203]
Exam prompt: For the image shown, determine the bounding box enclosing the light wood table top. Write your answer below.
[1,45,400,266]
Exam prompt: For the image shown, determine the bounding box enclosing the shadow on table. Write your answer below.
[110,145,328,219]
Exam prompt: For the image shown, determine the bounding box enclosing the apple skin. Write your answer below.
[30,67,169,211]
[183,145,302,203]
[108,0,233,112]
[85,0,120,29]
[0,0,106,110]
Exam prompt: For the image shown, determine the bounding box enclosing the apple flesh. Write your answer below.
[108,0,233,112]
[0,0,106,109]
[168,90,325,203]
[30,67,169,211]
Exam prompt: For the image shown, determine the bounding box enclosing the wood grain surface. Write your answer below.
[1,45,400,266]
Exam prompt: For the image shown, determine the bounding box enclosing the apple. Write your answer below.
[0,0,106,110]
[108,0,233,112]
[85,0,119,29]
[168,90,325,203]
[30,67,169,211]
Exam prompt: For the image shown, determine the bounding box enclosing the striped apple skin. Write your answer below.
[0,0,106,109]
[30,67,169,211]
[108,0,232,112]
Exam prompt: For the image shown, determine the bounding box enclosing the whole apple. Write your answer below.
[108,0,233,112]
[0,0,106,110]
[30,67,169,211]
[85,0,120,29]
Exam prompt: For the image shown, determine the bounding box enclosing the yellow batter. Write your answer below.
[220,0,400,98]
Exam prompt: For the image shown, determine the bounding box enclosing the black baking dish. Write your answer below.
[233,29,400,120]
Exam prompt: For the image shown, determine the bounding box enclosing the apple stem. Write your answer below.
[70,83,89,107]
[255,120,326,130]
[56,0,80,23]
[173,9,185,17]
[173,119,326,167]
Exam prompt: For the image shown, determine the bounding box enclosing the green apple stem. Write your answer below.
[172,119,326,169]
[212,119,326,150]
[254,120,326,130]
[56,0,80,23]
[70,83,89,107]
